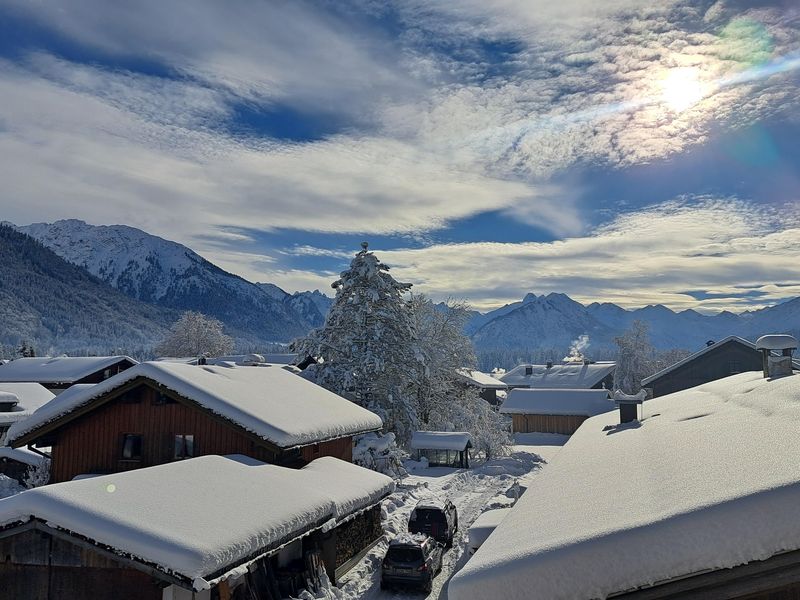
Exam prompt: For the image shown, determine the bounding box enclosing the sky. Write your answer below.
[1,0,799,313]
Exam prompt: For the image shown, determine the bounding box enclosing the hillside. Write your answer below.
[0,225,175,355]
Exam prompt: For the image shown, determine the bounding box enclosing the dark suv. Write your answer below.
[381,533,443,592]
[408,498,458,546]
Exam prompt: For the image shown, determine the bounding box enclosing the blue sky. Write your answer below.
[1,0,799,312]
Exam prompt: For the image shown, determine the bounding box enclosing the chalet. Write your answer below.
[449,337,800,600]
[6,361,383,483]
[642,335,765,397]
[500,360,615,390]
[0,356,137,393]
[410,431,472,468]
[0,383,55,443]
[0,454,394,599]
[455,369,507,405]
[500,388,614,435]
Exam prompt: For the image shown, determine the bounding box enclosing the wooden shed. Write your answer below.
[6,361,383,483]
[500,388,614,435]
[0,455,394,599]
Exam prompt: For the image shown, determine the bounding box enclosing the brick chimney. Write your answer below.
[755,334,798,379]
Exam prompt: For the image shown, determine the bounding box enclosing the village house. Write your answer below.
[642,335,766,397]
[449,336,800,600]
[500,388,614,435]
[0,382,55,443]
[499,360,615,390]
[6,361,383,483]
[0,454,394,599]
[455,368,507,405]
[0,356,137,393]
[410,431,472,468]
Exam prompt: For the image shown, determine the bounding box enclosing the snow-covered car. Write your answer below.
[408,497,458,547]
[381,533,443,592]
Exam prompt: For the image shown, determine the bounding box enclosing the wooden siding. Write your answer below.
[511,413,587,435]
[0,529,162,600]
[48,383,281,483]
[301,437,353,463]
[648,341,763,398]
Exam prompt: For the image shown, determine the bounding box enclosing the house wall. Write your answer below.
[300,437,353,463]
[0,528,163,600]
[647,342,763,398]
[511,413,587,435]
[46,383,281,483]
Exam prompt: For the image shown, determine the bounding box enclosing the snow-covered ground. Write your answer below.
[335,440,566,600]
[0,475,24,500]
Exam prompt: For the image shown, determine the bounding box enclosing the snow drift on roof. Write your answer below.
[0,356,137,384]
[7,362,383,448]
[0,455,393,588]
[0,383,56,426]
[449,372,800,600]
[500,362,615,389]
[410,431,472,451]
[500,388,612,416]
[456,369,507,389]
[0,446,45,467]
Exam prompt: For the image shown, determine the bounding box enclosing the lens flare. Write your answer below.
[660,68,707,112]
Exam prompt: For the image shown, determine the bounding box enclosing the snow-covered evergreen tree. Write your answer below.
[155,311,234,358]
[295,243,425,441]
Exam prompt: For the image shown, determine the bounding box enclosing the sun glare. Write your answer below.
[660,68,707,112]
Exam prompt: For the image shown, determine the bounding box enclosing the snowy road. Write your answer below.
[337,449,550,600]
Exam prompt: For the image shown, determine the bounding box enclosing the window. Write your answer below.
[121,434,142,460]
[174,434,195,460]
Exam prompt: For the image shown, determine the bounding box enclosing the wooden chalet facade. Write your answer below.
[642,336,764,398]
[8,363,382,483]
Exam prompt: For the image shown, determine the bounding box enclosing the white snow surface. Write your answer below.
[756,334,798,350]
[0,356,136,384]
[7,362,383,448]
[410,431,472,451]
[500,388,613,416]
[0,383,56,426]
[500,362,615,389]
[0,455,393,587]
[449,372,800,600]
[468,509,511,553]
[0,446,45,466]
[455,369,507,389]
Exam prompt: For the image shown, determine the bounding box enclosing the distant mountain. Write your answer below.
[470,292,800,366]
[0,225,175,354]
[15,220,331,343]
[256,284,334,329]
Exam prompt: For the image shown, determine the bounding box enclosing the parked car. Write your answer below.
[408,497,459,546]
[381,533,443,592]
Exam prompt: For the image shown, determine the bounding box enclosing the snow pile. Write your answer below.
[456,369,507,389]
[500,388,613,416]
[0,446,46,467]
[410,431,472,451]
[449,372,800,600]
[7,362,383,448]
[0,455,392,589]
[0,356,136,384]
[500,361,615,389]
[352,432,406,476]
[0,383,56,426]
[0,475,24,500]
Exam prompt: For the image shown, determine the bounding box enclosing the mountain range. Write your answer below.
[3,219,800,364]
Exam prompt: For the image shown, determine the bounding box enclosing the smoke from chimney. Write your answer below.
[563,335,590,364]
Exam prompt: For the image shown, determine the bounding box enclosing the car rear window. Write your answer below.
[414,508,446,524]
[387,547,424,563]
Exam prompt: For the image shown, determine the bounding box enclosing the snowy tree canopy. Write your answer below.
[613,320,654,394]
[155,311,234,358]
[295,244,425,441]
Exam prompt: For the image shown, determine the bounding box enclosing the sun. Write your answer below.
[660,67,707,112]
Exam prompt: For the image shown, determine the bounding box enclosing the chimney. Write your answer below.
[706,340,715,347]
[525,366,534,375]
[613,390,646,424]
[755,335,798,379]
[545,361,553,369]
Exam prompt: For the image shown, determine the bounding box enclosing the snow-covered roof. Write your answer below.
[0,455,394,589]
[500,388,613,416]
[468,509,511,552]
[449,371,800,600]
[7,362,383,449]
[0,356,137,384]
[641,335,757,386]
[0,446,45,467]
[499,362,615,389]
[410,431,472,451]
[756,334,798,351]
[0,383,56,426]
[456,369,507,389]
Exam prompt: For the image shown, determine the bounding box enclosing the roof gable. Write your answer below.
[641,336,756,386]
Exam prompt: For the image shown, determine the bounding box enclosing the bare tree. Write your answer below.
[155,311,234,358]
[613,320,655,394]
